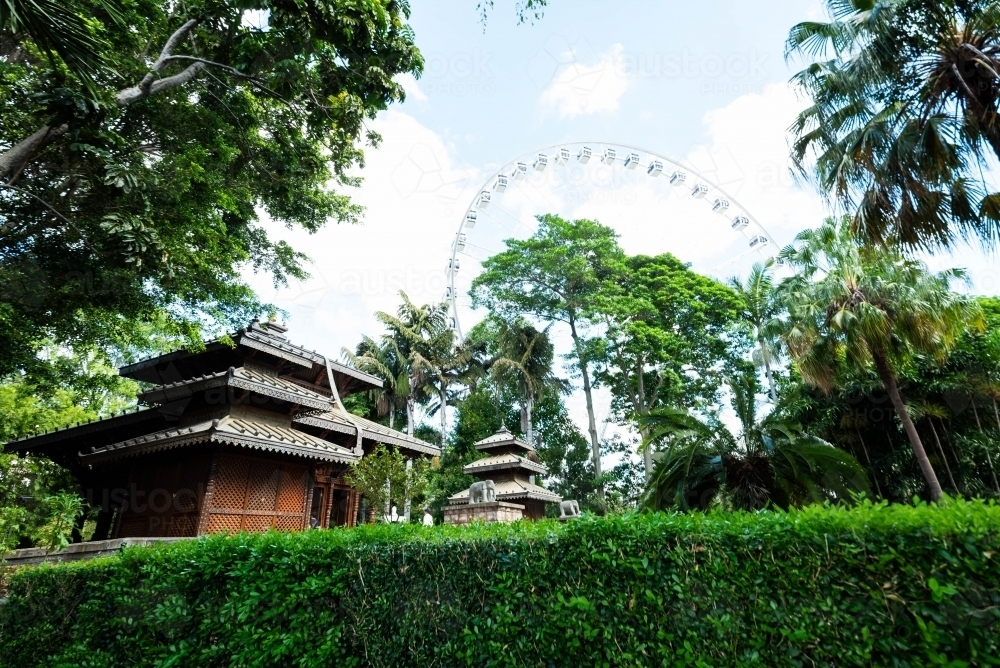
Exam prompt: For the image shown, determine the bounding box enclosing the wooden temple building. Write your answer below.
[4,320,438,539]
[446,427,560,522]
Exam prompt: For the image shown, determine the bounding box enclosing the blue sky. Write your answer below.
[248,0,1000,443]
[402,0,813,163]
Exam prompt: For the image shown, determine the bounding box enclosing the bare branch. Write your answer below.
[152,19,199,73]
[116,19,202,106]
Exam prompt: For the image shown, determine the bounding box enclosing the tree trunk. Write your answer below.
[0,124,69,182]
[524,393,534,446]
[403,458,412,522]
[871,352,943,501]
[634,360,655,482]
[384,478,391,523]
[927,417,958,495]
[439,387,448,447]
[855,428,883,499]
[406,391,415,437]
[972,395,1000,494]
[388,406,395,431]
[569,315,603,499]
[759,336,778,403]
[641,426,654,482]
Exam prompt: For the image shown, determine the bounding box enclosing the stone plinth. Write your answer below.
[2,537,194,567]
[443,501,524,525]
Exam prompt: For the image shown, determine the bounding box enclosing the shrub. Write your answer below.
[1,500,998,667]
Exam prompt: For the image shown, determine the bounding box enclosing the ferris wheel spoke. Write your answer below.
[448,141,778,338]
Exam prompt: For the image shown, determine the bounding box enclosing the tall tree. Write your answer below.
[596,252,745,480]
[343,335,408,430]
[473,316,562,447]
[1,0,422,382]
[471,215,625,499]
[778,217,982,501]
[786,0,1000,249]
[376,292,459,443]
[729,262,781,402]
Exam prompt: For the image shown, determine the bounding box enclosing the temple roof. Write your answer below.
[79,416,358,465]
[463,453,547,476]
[473,427,534,454]
[449,479,561,504]
[118,321,382,395]
[139,366,333,411]
[5,405,161,453]
[294,409,440,456]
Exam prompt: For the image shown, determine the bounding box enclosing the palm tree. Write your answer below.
[639,374,868,511]
[376,292,456,443]
[777,217,982,501]
[786,0,1000,249]
[488,318,563,446]
[729,262,781,402]
[1,0,118,91]
[342,336,408,430]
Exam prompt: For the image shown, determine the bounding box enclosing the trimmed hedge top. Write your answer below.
[1,500,999,667]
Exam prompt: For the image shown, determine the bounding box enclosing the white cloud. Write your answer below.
[540,44,630,119]
[245,110,480,355]
[395,72,428,103]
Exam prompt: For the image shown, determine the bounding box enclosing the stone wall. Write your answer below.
[443,501,524,525]
[3,537,194,567]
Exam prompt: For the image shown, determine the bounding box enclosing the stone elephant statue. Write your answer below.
[468,480,496,504]
[559,500,580,519]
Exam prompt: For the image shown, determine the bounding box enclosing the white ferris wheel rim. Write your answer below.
[447,140,777,339]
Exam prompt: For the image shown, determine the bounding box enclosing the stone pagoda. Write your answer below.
[444,427,561,524]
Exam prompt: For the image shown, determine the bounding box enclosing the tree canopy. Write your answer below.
[0,0,422,383]
[787,0,1000,249]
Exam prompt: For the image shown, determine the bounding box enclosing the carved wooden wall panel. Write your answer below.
[114,450,212,538]
[202,449,309,534]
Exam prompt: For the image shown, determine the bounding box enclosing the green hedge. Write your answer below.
[1,501,999,667]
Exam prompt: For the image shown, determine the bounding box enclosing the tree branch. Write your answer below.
[0,184,99,253]
[0,124,69,181]
[116,19,201,106]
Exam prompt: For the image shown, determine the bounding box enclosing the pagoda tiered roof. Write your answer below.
[449,426,560,508]
[294,410,439,456]
[463,453,546,476]
[449,479,561,504]
[3,321,439,465]
[118,320,383,396]
[79,415,358,465]
[138,366,333,411]
[473,427,534,453]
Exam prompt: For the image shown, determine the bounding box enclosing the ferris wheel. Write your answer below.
[444,141,780,339]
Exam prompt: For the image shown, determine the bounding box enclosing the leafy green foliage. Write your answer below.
[344,444,429,522]
[640,373,868,511]
[0,349,136,550]
[0,0,119,91]
[29,493,84,551]
[778,217,982,501]
[786,0,1000,248]
[771,295,1000,503]
[0,0,422,382]
[2,501,998,666]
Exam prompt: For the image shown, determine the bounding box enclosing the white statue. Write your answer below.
[390,505,399,523]
[422,509,433,526]
[559,500,581,519]
[468,480,496,504]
